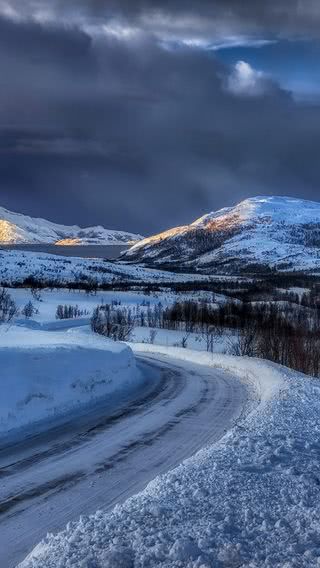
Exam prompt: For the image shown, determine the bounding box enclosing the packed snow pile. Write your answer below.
[123,195,320,273]
[0,327,139,438]
[0,205,143,245]
[20,346,320,568]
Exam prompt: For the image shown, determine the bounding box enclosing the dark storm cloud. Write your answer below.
[5,0,320,40]
[1,8,320,234]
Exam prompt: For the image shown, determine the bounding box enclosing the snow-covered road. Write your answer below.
[0,353,247,568]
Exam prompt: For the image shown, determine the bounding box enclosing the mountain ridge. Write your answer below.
[122,196,320,274]
[0,206,143,246]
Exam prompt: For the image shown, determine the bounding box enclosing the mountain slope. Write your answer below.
[0,206,143,245]
[122,196,320,274]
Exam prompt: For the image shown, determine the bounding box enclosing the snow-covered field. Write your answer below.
[9,286,233,352]
[19,345,320,568]
[0,248,236,287]
[9,287,227,324]
[0,326,140,439]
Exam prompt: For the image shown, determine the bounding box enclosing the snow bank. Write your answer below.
[21,347,320,568]
[0,326,139,437]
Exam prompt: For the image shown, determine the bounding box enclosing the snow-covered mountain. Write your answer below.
[0,206,143,245]
[123,196,320,274]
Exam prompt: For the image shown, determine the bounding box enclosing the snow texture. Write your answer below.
[20,345,320,568]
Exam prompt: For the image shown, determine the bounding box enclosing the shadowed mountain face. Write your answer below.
[122,196,320,274]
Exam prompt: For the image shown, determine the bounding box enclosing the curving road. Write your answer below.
[0,353,248,568]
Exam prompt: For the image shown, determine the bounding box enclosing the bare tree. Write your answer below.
[149,329,158,344]
[228,325,258,357]
[22,300,36,319]
[31,286,42,302]
[203,325,223,353]
[0,288,18,324]
[181,333,190,348]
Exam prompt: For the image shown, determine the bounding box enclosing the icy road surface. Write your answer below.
[0,353,247,568]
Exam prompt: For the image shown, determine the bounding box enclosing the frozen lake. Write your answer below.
[0,244,129,259]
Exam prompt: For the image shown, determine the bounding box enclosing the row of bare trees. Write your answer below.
[91,304,134,341]
[167,300,320,377]
[56,304,90,320]
[90,298,320,377]
[231,318,320,377]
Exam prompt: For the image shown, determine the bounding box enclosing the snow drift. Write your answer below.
[0,327,139,438]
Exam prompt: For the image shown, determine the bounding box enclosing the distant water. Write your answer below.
[0,244,129,260]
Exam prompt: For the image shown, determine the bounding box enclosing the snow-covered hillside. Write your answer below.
[123,196,320,274]
[0,205,143,245]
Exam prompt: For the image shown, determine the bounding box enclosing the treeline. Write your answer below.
[91,299,320,377]
[240,316,320,378]
[163,300,320,377]
[3,272,320,308]
[89,298,320,336]
[158,300,320,333]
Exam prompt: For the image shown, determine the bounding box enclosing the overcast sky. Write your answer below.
[1,1,320,234]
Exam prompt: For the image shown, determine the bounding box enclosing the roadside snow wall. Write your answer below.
[0,327,138,437]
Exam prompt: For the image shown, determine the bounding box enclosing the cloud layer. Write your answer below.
[4,1,320,41]
[0,3,320,233]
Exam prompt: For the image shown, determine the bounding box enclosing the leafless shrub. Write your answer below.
[149,329,158,344]
[181,333,190,348]
[91,304,134,342]
[0,288,18,324]
[228,325,258,357]
[31,286,42,302]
